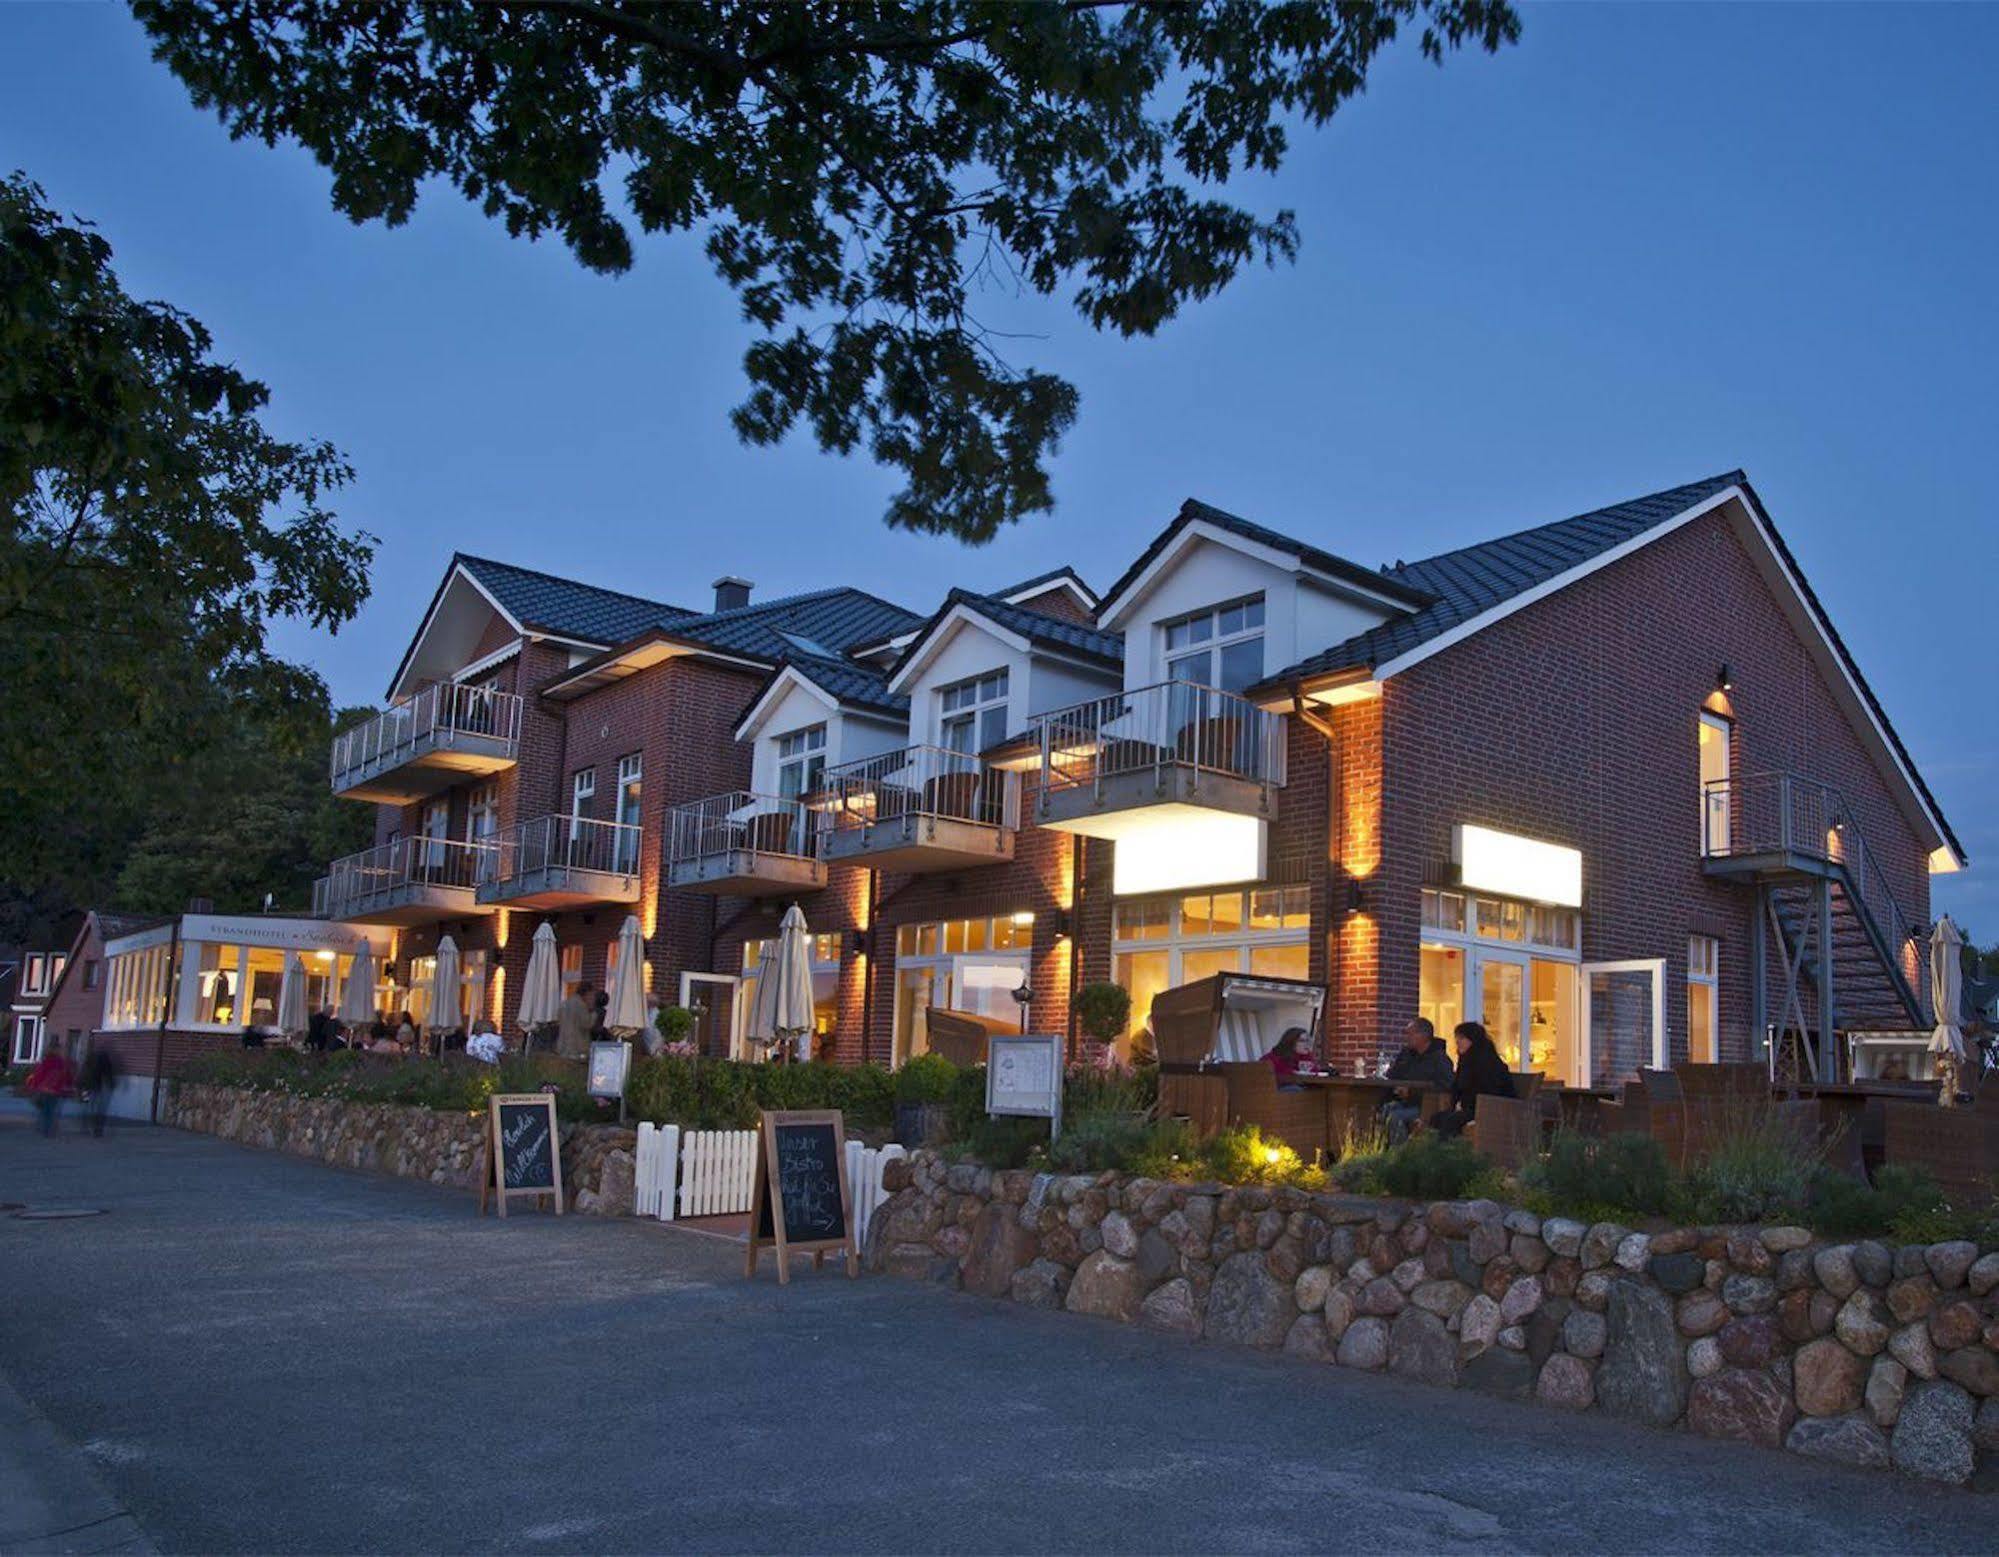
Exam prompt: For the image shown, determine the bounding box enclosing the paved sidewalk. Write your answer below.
[0,1354,152,1553]
[1,1114,1992,1554]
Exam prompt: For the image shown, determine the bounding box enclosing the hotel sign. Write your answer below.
[1453,824,1583,909]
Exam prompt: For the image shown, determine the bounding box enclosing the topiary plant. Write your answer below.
[654,1004,695,1045]
[895,1051,960,1104]
[1073,981,1132,1050]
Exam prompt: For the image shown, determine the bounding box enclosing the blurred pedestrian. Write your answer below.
[80,1043,118,1137]
[24,1047,76,1138]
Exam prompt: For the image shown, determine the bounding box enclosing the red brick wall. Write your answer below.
[1369,506,1935,1076]
[1011,586,1095,626]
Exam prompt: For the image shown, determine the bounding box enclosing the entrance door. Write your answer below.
[1471,949,1527,1071]
[679,973,738,1059]
[1579,959,1667,1090]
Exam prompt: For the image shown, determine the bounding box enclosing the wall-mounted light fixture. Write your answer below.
[1054,909,1072,939]
[1344,879,1366,915]
[1716,663,1734,693]
[846,928,867,957]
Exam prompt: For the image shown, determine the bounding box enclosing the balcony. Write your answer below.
[819,745,1019,873]
[665,792,827,896]
[313,836,496,926]
[475,814,643,910]
[330,682,522,803]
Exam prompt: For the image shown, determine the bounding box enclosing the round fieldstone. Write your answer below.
[1468,1220,1509,1264]
[1597,1279,1688,1426]
[1496,1324,1528,1351]
[1066,1251,1147,1322]
[1337,1315,1389,1370]
[1010,1258,1071,1308]
[1775,1249,1816,1294]
[1787,1412,1890,1470]
[1322,1285,1357,1343]
[1886,1276,1937,1325]
[1205,1251,1297,1348]
[1930,1300,1981,1352]
[1510,1234,1550,1274]
[1687,1336,1723,1378]
[1794,1336,1868,1418]
[1390,1256,1427,1293]
[1725,1232,1772,1274]
[1099,1209,1140,1259]
[1890,1380,1976,1484]
[1761,1225,1812,1252]
[1284,1312,1333,1361]
[1614,1232,1652,1272]
[1867,1355,1908,1428]
[1967,1252,1999,1297]
[1462,1345,1536,1401]
[1389,1307,1461,1387]
[1721,1273,1777,1315]
[1925,1240,1979,1291]
[1814,1244,1860,1299]
[1536,1352,1595,1410]
[1687,1367,1796,1447]
[1677,1289,1729,1337]
[1974,1395,1999,1453]
[1480,1256,1519,1301]
[1459,1293,1501,1353]
[1562,1308,1607,1360]
[1544,1257,1581,1298]
[1139,1276,1203,1338]
[1359,1277,1406,1317]
[1889,1321,1939,1380]
[1581,1223,1627,1271]
[1777,1289,1816,1344]
[1718,1314,1782,1368]
[1411,1278,1474,1320]
[1852,1241,1893,1289]
[1834,1291,1892,1357]
[1294,1264,1333,1314]
[1499,1276,1544,1326]
[1648,1251,1705,1295]
[1939,1346,1999,1397]
[1575,1270,1613,1313]
[1541,1218,1586,1258]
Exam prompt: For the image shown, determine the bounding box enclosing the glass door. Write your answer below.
[1471,949,1528,1071]
[1580,959,1667,1089]
[679,973,737,1058]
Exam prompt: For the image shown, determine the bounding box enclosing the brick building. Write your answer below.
[86,471,1967,1091]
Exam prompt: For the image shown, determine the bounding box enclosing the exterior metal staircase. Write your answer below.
[1702,772,1926,1080]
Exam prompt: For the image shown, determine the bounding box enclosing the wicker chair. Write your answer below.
[1216,1063,1330,1162]
[1472,1093,1542,1173]
[923,1006,1014,1067]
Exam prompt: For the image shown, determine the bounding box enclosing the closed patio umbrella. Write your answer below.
[606,915,647,1036]
[745,903,817,1062]
[1929,916,1967,1104]
[338,941,376,1026]
[430,935,463,1042]
[276,951,308,1037]
[517,922,561,1037]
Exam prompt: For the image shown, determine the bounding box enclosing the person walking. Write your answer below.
[1428,1021,1515,1140]
[1381,1018,1455,1140]
[80,1043,119,1137]
[556,981,594,1061]
[24,1047,76,1138]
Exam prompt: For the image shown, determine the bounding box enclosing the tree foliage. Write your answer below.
[131,0,1520,542]
[0,171,374,920]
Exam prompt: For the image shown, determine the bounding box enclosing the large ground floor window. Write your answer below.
[891,915,1031,1065]
[738,933,841,1059]
[1420,888,1582,1083]
[403,949,487,1031]
[1113,885,1310,1058]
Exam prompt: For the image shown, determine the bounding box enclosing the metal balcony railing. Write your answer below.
[1702,772,1922,956]
[315,835,494,919]
[820,745,1021,835]
[668,792,821,866]
[330,682,522,790]
[1035,679,1288,796]
[488,813,645,887]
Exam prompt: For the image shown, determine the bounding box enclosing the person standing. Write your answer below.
[24,1047,76,1138]
[80,1043,119,1138]
[556,981,594,1060]
[1382,1018,1455,1140]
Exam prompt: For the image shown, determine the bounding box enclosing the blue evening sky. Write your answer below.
[3,3,1993,928]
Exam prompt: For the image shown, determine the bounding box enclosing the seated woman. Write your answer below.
[1265,1027,1313,1092]
[1428,1021,1515,1138]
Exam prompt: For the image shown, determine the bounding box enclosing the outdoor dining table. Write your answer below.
[1296,1073,1446,1147]
[1778,1079,1940,1177]
[1538,1083,1617,1135]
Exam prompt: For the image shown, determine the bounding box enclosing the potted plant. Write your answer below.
[654,1004,695,1056]
[894,1052,959,1147]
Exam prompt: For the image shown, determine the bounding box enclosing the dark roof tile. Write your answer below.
[455,554,690,645]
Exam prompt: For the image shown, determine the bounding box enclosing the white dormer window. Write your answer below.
[1163,594,1264,693]
[777,725,827,799]
[939,669,1009,754]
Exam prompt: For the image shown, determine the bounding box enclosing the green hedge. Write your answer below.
[623,1056,895,1132]
[175,1049,605,1122]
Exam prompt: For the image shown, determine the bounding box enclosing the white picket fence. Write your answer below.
[634,1123,903,1242]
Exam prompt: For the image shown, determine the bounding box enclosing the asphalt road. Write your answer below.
[0,1115,1992,1555]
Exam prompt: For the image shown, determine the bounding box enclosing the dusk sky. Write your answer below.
[3,3,1993,928]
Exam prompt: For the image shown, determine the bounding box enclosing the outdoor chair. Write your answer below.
[1471,1092,1542,1173]
[1220,1062,1332,1164]
[922,1006,1014,1068]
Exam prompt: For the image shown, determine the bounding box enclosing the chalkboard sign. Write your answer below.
[479,1093,564,1218]
[744,1110,857,1283]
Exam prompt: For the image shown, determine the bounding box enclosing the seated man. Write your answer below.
[1381,1017,1454,1140]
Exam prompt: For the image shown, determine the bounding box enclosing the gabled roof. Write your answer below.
[454,555,690,644]
[1249,470,1964,867]
[41,909,168,1013]
[1096,498,1435,626]
[1256,473,1748,689]
[995,565,1098,609]
[542,587,922,700]
[886,588,1123,688]
[732,653,909,741]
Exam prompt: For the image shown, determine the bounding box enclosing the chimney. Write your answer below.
[712,576,753,612]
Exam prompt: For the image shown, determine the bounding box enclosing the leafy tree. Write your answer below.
[131,0,1519,542]
[0,171,374,913]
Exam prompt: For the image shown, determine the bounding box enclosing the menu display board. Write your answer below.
[744,1110,858,1283]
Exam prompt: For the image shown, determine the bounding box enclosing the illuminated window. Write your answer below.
[614,754,643,871]
[1700,713,1731,854]
[1420,889,1582,1082]
[1163,594,1264,693]
[889,915,1031,1064]
[1111,886,1310,1054]
[739,934,841,1056]
[776,725,826,799]
[938,668,1009,754]
[559,943,583,999]
[1688,935,1719,1063]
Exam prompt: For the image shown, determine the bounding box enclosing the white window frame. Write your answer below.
[680,971,741,1058]
[570,768,596,845]
[1161,593,1266,694]
[614,753,643,871]
[1420,888,1584,1075]
[22,954,50,997]
[1112,885,1310,986]
[1579,958,1669,1088]
[11,1014,43,1065]
[1699,711,1732,855]
[938,668,1010,755]
[1687,935,1720,1064]
[421,798,450,871]
[775,725,827,800]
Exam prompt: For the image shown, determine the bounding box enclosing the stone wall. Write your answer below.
[867,1154,1999,1487]
[165,1084,638,1215]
